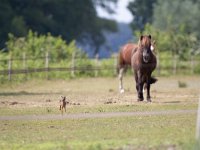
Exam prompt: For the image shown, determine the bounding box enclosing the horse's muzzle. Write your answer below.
[143,54,150,63]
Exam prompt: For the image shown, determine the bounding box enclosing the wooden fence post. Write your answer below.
[23,52,27,80]
[71,52,75,77]
[45,51,49,80]
[191,55,194,74]
[8,55,12,81]
[95,54,99,77]
[173,55,178,75]
[196,96,200,149]
[157,52,160,75]
[196,96,200,140]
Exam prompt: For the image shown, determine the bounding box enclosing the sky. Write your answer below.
[96,0,133,23]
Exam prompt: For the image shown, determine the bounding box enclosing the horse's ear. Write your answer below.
[140,35,143,41]
[148,35,151,39]
[152,40,156,45]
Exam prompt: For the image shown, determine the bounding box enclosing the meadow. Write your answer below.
[0,76,200,149]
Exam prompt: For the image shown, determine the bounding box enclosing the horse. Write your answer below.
[118,40,155,93]
[131,35,157,102]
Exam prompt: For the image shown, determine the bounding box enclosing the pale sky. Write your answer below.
[97,0,133,23]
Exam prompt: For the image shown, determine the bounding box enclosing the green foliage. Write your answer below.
[151,0,200,58]
[127,0,157,31]
[135,24,199,59]
[0,0,118,54]
[0,31,92,82]
[6,30,83,59]
[153,0,200,37]
[133,24,200,75]
[128,0,200,70]
[0,32,119,82]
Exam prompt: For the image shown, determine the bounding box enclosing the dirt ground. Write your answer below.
[0,76,199,109]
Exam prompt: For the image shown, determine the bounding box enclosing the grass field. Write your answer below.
[0,76,200,149]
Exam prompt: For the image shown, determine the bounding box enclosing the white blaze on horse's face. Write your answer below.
[150,45,154,51]
[142,48,151,63]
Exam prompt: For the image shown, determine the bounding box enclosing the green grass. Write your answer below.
[0,114,197,150]
[0,103,197,116]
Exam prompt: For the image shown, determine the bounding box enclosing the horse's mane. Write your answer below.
[138,35,151,48]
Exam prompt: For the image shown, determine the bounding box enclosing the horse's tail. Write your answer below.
[143,77,157,91]
[116,66,119,74]
[150,77,158,84]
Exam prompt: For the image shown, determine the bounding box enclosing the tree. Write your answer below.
[152,0,200,57]
[0,0,118,55]
[153,0,200,37]
[127,0,157,31]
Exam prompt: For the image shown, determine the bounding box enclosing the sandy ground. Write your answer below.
[0,76,199,108]
[0,76,199,120]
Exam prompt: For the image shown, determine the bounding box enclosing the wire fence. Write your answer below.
[0,52,200,81]
[0,52,118,81]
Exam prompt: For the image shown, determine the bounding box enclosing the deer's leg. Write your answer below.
[61,106,64,115]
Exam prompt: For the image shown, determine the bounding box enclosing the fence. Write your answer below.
[0,52,118,81]
[0,52,200,81]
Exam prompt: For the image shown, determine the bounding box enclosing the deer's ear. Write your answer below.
[140,35,144,41]
[148,35,151,39]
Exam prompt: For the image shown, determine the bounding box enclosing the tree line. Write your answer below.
[1,0,200,60]
[128,0,200,59]
[0,0,118,54]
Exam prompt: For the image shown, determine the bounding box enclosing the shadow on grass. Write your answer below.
[0,91,61,96]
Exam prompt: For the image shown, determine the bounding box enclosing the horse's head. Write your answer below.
[139,35,152,63]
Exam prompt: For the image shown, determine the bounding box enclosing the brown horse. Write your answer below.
[131,35,157,102]
[118,41,155,93]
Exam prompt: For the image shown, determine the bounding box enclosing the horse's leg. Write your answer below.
[119,67,125,93]
[137,72,144,101]
[134,71,139,92]
[143,83,147,93]
[146,77,151,102]
[138,81,144,101]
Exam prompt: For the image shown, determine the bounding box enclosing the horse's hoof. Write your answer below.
[147,96,151,101]
[147,98,152,103]
[137,98,144,102]
[120,89,125,94]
